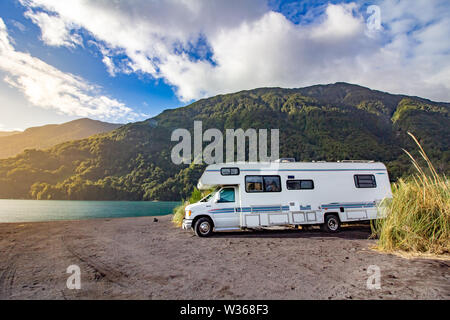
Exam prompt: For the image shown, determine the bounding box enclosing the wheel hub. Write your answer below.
[199,221,210,234]
[328,219,337,231]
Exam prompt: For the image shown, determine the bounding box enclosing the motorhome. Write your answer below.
[182,160,392,237]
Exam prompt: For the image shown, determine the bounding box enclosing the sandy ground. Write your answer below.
[0,215,448,300]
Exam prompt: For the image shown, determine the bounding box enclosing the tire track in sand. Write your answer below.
[0,243,17,299]
[61,235,128,288]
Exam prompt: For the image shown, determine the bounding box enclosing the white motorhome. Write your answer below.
[182,160,392,237]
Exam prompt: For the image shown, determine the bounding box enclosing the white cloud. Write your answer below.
[0,18,140,122]
[18,0,450,102]
[24,10,82,47]
[102,55,116,77]
[311,3,362,39]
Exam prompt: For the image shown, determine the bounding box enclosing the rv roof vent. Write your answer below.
[274,158,296,163]
[341,160,375,163]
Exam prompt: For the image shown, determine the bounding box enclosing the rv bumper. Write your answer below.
[182,219,193,230]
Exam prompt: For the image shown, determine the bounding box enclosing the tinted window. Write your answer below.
[245,176,263,192]
[245,176,281,192]
[354,175,377,188]
[218,188,235,202]
[263,176,281,192]
[286,180,314,190]
[221,167,240,176]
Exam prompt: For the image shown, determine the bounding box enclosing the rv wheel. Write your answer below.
[194,217,213,237]
[322,214,340,233]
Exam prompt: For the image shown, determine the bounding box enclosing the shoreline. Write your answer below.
[0,199,178,201]
[0,215,448,299]
[0,214,172,225]
[0,200,180,224]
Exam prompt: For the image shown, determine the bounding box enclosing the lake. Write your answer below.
[0,200,181,223]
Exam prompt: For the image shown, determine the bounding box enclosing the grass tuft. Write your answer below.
[373,132,449,255]
[171,187,215,227]
[172,201,189,227]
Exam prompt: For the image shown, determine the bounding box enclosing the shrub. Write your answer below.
[172,187,216,227]
[172,201,189,227]
[373,132,449,255]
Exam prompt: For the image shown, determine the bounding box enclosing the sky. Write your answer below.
[0,0,449,131]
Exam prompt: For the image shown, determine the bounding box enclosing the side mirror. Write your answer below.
[213,193,221,203]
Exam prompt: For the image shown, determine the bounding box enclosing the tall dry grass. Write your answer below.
[373,132,449,255]
[172,201,189,227]
[172,187,212,227]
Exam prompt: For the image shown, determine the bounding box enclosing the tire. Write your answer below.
[194,217,214,237]
[322,214,341,233]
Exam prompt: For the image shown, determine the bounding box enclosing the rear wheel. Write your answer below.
[322,214,340,233]
[194,217,214,237]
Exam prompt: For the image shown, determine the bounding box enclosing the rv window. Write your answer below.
[354,175,377,188]
[263,176,281,192]
[286,180,314,190]
[246,176,281,192]
[221,167,240,176]
[245,176,264,192]
[218,188,235,203]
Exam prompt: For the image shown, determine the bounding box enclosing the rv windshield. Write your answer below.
[200,189,219,202]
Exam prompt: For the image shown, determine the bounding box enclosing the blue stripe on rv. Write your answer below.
[207,203,376,214]
[321,202,376,209]
[209,206,290,214]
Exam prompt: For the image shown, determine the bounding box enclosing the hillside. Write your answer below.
[0,83,448,200]
[0,131,20,137]
[0,118,123,159]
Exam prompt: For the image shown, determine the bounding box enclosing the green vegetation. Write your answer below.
[172,188,214,226]
[373,133,449,255]
[172,202,189,227]
[0,83,448,201]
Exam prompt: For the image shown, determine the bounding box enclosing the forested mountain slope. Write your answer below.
[0,118,123,159]
[0,83,448,200]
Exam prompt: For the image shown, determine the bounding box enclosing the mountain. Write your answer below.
[0,131,20,137]
[0,118,123,159]
[0,83,448,200]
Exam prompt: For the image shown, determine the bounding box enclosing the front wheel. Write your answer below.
[322,214,341,233]
[194,217,214,237]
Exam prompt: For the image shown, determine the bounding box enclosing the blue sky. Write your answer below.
[0,0,449,131]
[0,0,181,129]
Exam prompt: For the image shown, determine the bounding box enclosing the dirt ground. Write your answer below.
[0,215,448,300]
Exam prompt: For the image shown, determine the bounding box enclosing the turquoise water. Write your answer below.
[0,200,181,223]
